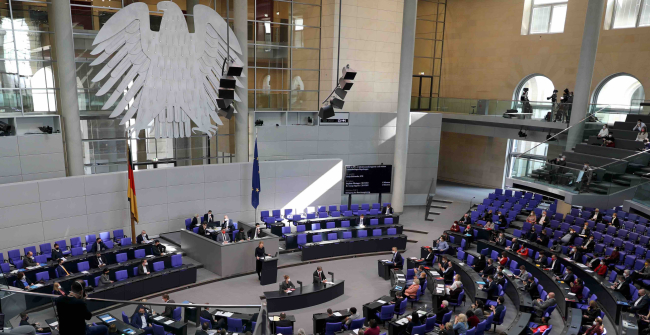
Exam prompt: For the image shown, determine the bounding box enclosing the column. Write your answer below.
[566,0,606,150]
[51,0,84,175]
[391,0,418,213]
[234,0,250,162]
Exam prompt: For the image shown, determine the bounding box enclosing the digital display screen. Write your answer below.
[344,165,392,194]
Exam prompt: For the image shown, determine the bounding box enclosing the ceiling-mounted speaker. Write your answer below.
[330,97,345,109]
[334,87,347,100]
[319,104,335,119]
[226,64,243,77]
[218,105,235,119]
[216,98,233,109]
[218,87,235,100]
[219,77,237,89]
[339,78,354,90]
[342,65,357,80]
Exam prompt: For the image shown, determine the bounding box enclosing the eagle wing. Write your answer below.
[89,2,153,126]
[192,4,245,117]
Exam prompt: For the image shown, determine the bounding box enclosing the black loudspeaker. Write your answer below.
[319,105,335,119]
[330,98,345,109]
[216,98,233,109]
[505,109,518,114]
[219,77,236,89]
[226,65,243,77]
[218,105,235,119]
[218,88,235,100]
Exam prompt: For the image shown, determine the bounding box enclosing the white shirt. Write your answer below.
[598,128,609,137]
[143,265,149,274]
[140,315,147,327]
[591,213,598,220]
[98,257,104,266]
[141,235,149,243]
[539,215,546,223]
[635,295,644,306]
[551,260,556,269]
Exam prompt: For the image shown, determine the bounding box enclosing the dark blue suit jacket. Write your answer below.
[483,281,499,300]
[392,252,404,268]
[131,312,152,329]
[56,265,70,278]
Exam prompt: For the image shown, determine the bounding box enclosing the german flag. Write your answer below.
[127,143,139,223]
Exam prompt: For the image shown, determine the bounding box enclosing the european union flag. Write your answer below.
[252,138,260,209]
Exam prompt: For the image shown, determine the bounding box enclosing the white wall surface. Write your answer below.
[0,134,66,185]
[255,112,441,205]
[0,159,342,257]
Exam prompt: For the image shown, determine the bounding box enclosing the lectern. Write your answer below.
[260,256,278,285]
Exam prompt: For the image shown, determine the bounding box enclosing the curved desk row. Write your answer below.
[477,241,583,335]
[272,214,400,236]
[301,235,407,261]
[284,224,403,249]
[264,281,345,313]
[480,228,629,327]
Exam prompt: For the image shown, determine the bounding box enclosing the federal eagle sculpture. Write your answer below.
[90,1,243,138]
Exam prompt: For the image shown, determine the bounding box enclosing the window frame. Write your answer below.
[610,0,650,29]
[528,0,569,35]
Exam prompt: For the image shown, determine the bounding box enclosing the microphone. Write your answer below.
[296,280,303,292]
[328,271,334,283]
[469,197,476,210]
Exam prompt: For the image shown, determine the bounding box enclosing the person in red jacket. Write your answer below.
[581,318,604,335]
[570,278,584,300]
[498,252,509,266]
[517,245,529,257]
[450,221,461,232]
[595,263,608,276]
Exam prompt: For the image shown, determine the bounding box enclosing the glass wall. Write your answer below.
[412,0,446,111]
[0,0,57,115]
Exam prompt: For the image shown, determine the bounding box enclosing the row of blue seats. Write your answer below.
[281,217,396,234]
[3,230,130,267]
[296,228,399,248]
[21,255,183,285]
[260,203,392,221]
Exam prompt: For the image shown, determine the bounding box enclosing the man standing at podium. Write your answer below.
[256,241,272,280]
[313,266,327,284]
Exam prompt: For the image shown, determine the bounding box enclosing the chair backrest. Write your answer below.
[105,240,114,249]
[133,267,139,277]
[425,316,436,332]
[0,263,10,273]
[85,234,96,245]
[200,317,212,329]
[193,227,199,233]
[94,276,101,287]
[261,210,270,219]
[341,220,350,227]
[325,322,342,335]
[171,254,183,268]
[411,325,426,335]
[115,270,128,281]
[116,253,128,263]
[326,221,336,229]
[172,307,181,321]
[122,312,130,324]
[380,305,394,318]
[23,246,37,257]
[372,229,382,236]
[312,223,321,230]
[458,250,466,261]
[272,210,281,217]
[35,271,49,282]
[370,219,379,225]
[340,205,348,212]
[282,227,291,235]
[318,212,329,218]
[134,249,146,259]
[384,218,393,224]
[121,238,132,246]
[276,326,293,335]
[77,261,90,272]
[467,254,475,266]
[387,228,397,235]
[71,247,83,256]
[153,261,164,272]
[442,310,452,324]
[296,225,306,232]
[312,235,322,243]
[228,318,244,332]
[349,318,365,330]
[297,235,308,245]
[358,230,368,238]
[34,255,47,264]
[39,243,52,254]
[327,233,338,241]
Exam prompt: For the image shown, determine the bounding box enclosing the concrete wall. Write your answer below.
[320,0,403,113]
[0,159,342,257]
[438,132,508,189]
[255,112,441,205]
[440,0,650,100]
[0,134,65,185]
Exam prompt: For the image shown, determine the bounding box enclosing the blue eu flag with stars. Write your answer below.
[252,138,260,209]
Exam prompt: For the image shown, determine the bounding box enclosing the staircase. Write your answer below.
[424,196,452,221]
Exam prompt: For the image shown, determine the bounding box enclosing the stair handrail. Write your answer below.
[514,105,611,160]
[594,147,650,170]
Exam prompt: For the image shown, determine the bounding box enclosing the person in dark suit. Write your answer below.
[138,259,150,276]
[405,311,421,334]
[56,259,72,278]
[579,235,595,255]
[388,247,403,269]
[494,233,506,246]
[609,213,620,228]
[611,271,633,300]
[313,266,327,284]
[589,209,603,223]
[88,238,108,253]
[132,306,154,334]
[535,251,548,266]
[280,275,296,292]
[490,297,505,320]
[23,251,37,267]
[323,309,340,324]
[382,204,393,215]
[235,230,248,242]
[549,255,562,275]
[630,289,649,314]
[390,293,405,315]
[51,243,64,260]
[536,230,550,247]
[160,294,176,318]
[90,252,107,268]
[15,272,32,289]
[481,275,499,300]
[556,267,575,283]
[191,214,201,227]
[198,222,214,240]
[582,301,601,326]
[248,223,264,239]
[525,229,538,242]
[221,215,235,231]
[416,247,435,266]
[506,238,520,252]
[524,277,539,300]
[472,254,487,272]
[256,241,271,280]
[442,261,454,284]
[480,259,496,278]
[537,211,549,226]
[204,210,215,224]
[136,230,151,244]
[196,322,211,335]
[55,282,108,335]
[276,313,292,328]
[435,300,450,324]
[152,240,166,256]
[495,272,506,288]
[459,213,471,225]
[200,306,225,329]
[587,256,601,270]
[216,229,230,243]
[579,222,591,237]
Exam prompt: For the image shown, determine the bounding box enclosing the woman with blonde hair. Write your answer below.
[526,212,537,224]
[404,278,420,299]
[453,314,468,334]
[52,282,65,296]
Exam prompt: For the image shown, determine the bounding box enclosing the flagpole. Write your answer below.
[126,127,137,244]
[254,128,258,226]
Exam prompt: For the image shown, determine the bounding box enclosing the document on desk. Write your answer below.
[333,312,342,317]
[99,315,116,323]
[269,316,280,321]
[49,321,58,327]
[353,329,359,334]
[264,256,274,260]
[395,318,409,325]
[82,271,90,274]
[146,255,155,258]
[215,311,234,317]
[164,320,175,325]
[154,316,165,321]
[376,300,386,304]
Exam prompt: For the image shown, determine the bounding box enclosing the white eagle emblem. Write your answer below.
[90,1,244,138]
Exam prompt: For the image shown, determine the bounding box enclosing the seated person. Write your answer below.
[434,236,449,253]
[56,259,72,277]
[404,278,421,299]
[198,222,213,240]
[525,229,538,242]
[23,251,37,268]
[603,133,615,147]
[152,240,166,256]
[582,300,601,326]
[560,228,578,246]
[505,238,519,251]
[480,258,496,278]
[516,265,531,282]
[497,252,508,266]
[138,259,150,276]
[51,243,64,260]
[581,318,603,335]
[494,233,506,246]
[459,213,471,225]
[537,211,549,226]
[526,212,537,224]
[524,276,539,300]
[479,275,499,300]
[405,311,422,334]
[416,247,435,265]
[525,317,549,335]
[280,275,296,293]
[484,220,495,230]
[534,251,547,266]
[15,272,33,289]
[441,261,454,284]
[200,305,226,329]
[344,307,361,328]
[435,301,450,324]
[450,221,460,232]
[570,278,584,301]
[19,312,51,334]
[472,254,487,272]
[136,230,150,244]
[517,245,529,257]
[132,307,154,334]
[89,238,108,253]
[536,230,550,247]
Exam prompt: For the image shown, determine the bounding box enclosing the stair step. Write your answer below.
[431,199,453,204]
[612,179,631,186]
[425,218,434,222]
[428,211,441,215]
[430,205,447,209]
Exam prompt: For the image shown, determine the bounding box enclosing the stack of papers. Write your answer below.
[164,320,175,325]
[269,316,280,321]
[376,300,386,304]
[146,255,155,258]
[49,321,58,327]
[154,316,165,321]
[99,315,116,323]
[409,257,418,260]
[352,329,359,334]
[215,311,234,317]
[123,328,136,334]
[395,318,409,325]
[333,312,342,317]
[81,271,90,274]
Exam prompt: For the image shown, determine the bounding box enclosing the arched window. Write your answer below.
[514,74,556,102]
[594,73,645,108]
